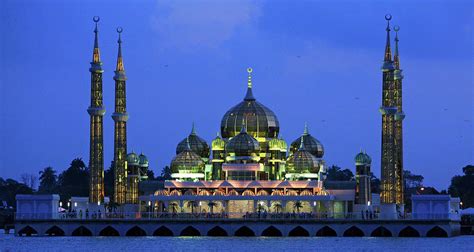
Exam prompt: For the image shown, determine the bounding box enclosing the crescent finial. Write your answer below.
[117,27,123,33]
[93,16,100,23]
[394,25,400,32]
[385,14,392,21]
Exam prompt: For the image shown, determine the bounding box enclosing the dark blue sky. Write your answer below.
[1,0,472,190]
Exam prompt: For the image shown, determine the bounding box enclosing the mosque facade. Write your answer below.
[86,15,404,218]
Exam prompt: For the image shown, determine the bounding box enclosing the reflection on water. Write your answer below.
[0,233,473,252]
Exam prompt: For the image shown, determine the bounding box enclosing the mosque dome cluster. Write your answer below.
[170,68,326,181]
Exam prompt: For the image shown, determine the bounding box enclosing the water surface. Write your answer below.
[1,233,472,252]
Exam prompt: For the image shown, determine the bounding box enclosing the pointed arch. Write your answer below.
[261,226,283,237]
[426,226,448,237]
[343,226,364,237]
[371,226,392,237]
[18,226,38,236]
[45,225,65,236]
[234,226,255,236]
[399,226,420,237]
[72,226,92,236]
[126,226,146,236]
[99,226,120,236]
[180,226,200,236]
[153,226,173,236]
[289,226,309,237]
[316,226,337,237]
[207,226,228,236]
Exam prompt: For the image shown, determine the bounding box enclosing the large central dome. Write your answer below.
[220,68,280,139]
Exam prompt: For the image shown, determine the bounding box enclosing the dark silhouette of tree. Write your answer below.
[0,177,33,207]
[57,158,89,202]
[449,165,474,208]
[157,166,172,181]
[370,172,381,193]
[38,167,57,193]
[146,169,155,180]
[404,170,424,189]
[104,161,115,198]
[326,165,354,181]
[20,173,38,191]
[403,170,425,210]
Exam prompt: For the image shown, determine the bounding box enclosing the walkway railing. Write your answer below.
[15,212,460,221]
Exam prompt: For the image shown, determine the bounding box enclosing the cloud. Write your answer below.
[150,0,262,50]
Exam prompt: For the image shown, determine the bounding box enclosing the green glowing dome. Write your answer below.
[127,152,139,166]
[355,151,372,165]
[138,153,149,167]
[171,142,205,174]
[176,124,210,159]
[211,132,226,151]
[225,125,260,157]
[290,124,324,158]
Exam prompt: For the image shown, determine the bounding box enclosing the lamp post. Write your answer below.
[148,201,152,219]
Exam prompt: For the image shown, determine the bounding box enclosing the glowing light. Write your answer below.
[368,201,371,206]
[74,202,77,207]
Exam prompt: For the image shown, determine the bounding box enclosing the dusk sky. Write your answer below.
[1,0,472,190]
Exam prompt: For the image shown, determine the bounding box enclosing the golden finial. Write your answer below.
[247,67,253,88]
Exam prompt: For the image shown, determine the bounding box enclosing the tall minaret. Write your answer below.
[393,25,405,208]
[88,16,105,204]
[379,14,397,207]
[379,14,404,212]
[112,27,129,204]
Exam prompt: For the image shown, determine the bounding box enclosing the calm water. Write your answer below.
[0,233,472,252]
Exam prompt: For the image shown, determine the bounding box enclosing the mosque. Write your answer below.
[14,15,462,238]
[82,14,405,218]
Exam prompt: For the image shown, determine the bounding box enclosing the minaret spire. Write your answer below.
[88,16,105,204]
[92,16,101,63]
[384,14,392,62]
[393,25,401,70]
[244,67,255,101]
[112,27,129,204]
[116,27,124,71]
[298,135,306,150]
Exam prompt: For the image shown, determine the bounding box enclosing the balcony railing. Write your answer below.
[15,212,460,221]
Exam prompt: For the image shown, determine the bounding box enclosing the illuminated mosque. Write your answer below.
[85,14,404,218]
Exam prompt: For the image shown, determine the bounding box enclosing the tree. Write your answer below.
[160,166,172,181]
[370,172,381,193]
[404,170,424,189]
[20,173,37,191]
[449,165,474,208]
[326,165,354,181]
[187,200,197,213]
[208,201,217,214]
[293,201,303,214]
[272,202,283,213]
[403,170,425,210]
[0,177,33,208]
[146,169,155,180]
[104,161,115,198]
[57,158,89,201]
[38,167,57,193]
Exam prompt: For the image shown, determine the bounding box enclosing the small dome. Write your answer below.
[287,138,320,174]
[268,138,281,150]
[127,152,139,166]
[176,124,210,159]
[171,142,205,174]
[139,153,149,167]
[225,125,260,157]
[211,132,225,151]
[280,137,288,152]
[355,151,372,165]
[290,124,324,158]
